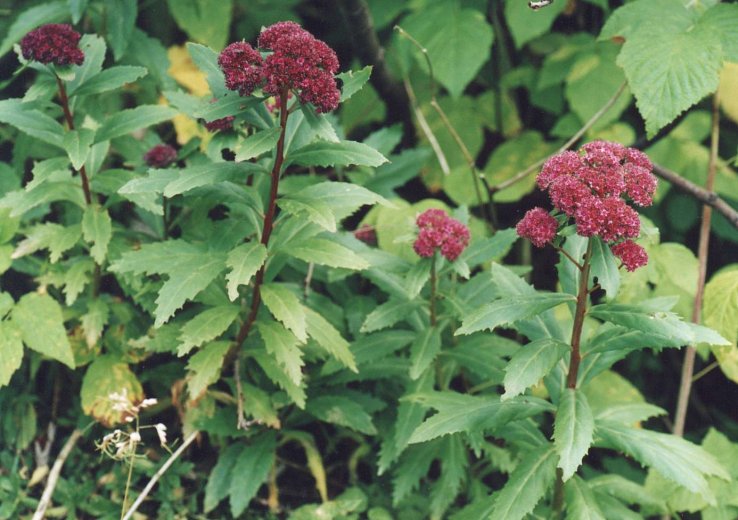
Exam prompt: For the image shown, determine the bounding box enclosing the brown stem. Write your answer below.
[55,75,92,206]
[672,92,720,437]
[430,252,437,326]
[552,467,564,519]
[567,239,592,389]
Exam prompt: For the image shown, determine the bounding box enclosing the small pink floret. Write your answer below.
[516,207,558,248]
[413,209,470,261]
[611,240,648,271]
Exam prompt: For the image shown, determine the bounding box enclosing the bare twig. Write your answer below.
[490,81,628,194]
[32,429,83,520]
[402,79,450,174]
[121,431,198,520]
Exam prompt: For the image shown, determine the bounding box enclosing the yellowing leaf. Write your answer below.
[80,356,144,426]
[719,62,738,125]
[168,45,210,96]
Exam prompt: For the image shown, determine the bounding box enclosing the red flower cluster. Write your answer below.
[413,209,470,261]
[143,144,177,168]
[204,116,235,132]
[611,240,648,272]
[353,224,377,246]
[517,141,657,270]
[20,24,85,66]
[218,21,340,113]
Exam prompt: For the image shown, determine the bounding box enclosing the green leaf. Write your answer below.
[82,205,112,264]
[80,355,143,426]
[589,301,730,347]
[408,326,442,380]
[588,474,666,512]
[225,242,267,301]
[565,476,607,520]
[307,395,376,435]
[81,299,109,348]
[407,392,553,443]
[257,320,304,386]
[228,432,276,517]
[555,389,595,481]
[187,42,227,97]
[278,198,336,232]
[402,2,494,97]
[304,306,357,372]
[186,340,230,399]
[0,99,66,149]
[63,128,96,170]
[490,444,558,520]
[287,181,391,221]
[403,259,431,299]
[71,66,148,97]
[204,444,244,513]
[162,162,242,197]
[0,1,68,58]
[178,305,240,356]
[252,350,306,408]
[594,402,666,424]
[502,338,570,400]
[599,0,695,42]
[287,237,369,270]
[106,0,136,60]
[300,103,339,143]
[614,13,722,136]
[360,297,415,334]
[595,420,729,503]
[168,0,233,51]
[288,140,389,168]
[12,223,82,263]
[703,269,738,382]
[700,4,738,63]
[66,34,106,93]
[260,284,307,342]
[95,105,177,143]
[458,228,518,268]
[589,237,620,299]
[63,258,94,305]
[12,293,74,369]
[0,321,23,387]
[456,293,575,335]
[337,66,372,102]
[504,0,566,48]
[234,127,281,161]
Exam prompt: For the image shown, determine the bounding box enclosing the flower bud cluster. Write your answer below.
[218,21,340,113]
[413,209,470,261]
[517,141,657,271]
[143,144,177,168]
[20,24,85,66]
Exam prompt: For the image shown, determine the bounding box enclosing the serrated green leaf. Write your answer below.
[260,284,307,342]
[106,0,136,60]
[703,269,738,382]
[178,305,240,356]
[241,382,280,429]
[187,42,227,97]
[555,389,595,481]
[288,140,388,168]
[594,402,666,424]
[403,259,431,299]
[402,2,494,97]
[360,297,414,333]
[456,293,575,335]
[503,338,569,400]
[70,66,148,97]
[12,223,82,263]
[12,293,74,369]
[337,66,372,102]
[65,34,106,93]
[430,435,468,517]
[0,321,23,387]
[95,105,177,143]
[0,1,68,58]
[565,476,607,520]
[599,0,695,42]
[63,128,96,170]
[162,162,242,197]
[300,103,339,143]
[186,340,230,399]
[204,444,244,513]
[0,99,66,149]
[490,444,558,520]
[392,443,439,505]
[257,320,304,386]
[458,228,518,268]
[252,350,306,408]
[701,4,738,63]
[588,474,666,511]
[63,258,94,305]
[307,395,376,434]
[82,205,112,264]
[225,242,267,302]
[288,181,391,221]
[81,299,109,348]
[504,0,566,48]
[110,239,201,275]
[80,355,143,426]
[595,420,729,503]
[287,237,369,270]
[409,326,442,380]
[234,127,281,161]
[168,0,233,51]
[228,432,276,517]
[407,392,553,443]
[278,198,336,232]
[117,168,180,197]
[589,237,620,299]
[304,306,357,372]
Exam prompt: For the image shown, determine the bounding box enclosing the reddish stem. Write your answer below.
[55,75,92,205]
[430,251,437,326]
[566,239,592,389]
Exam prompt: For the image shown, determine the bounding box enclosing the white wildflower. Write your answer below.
[129,431,141,444]
[154,423,167,446]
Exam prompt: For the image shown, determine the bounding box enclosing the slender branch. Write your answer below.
[55,75,92,206]
[32,429,83,520]
[672,92,720,437]
[652,163,738,230]
[692,361,719,383]
[121,431,198,520]
[490,82,627,195]
[430,253,437,327]
[554,245,584,271]
[567,239,593,389]
[403,79,449,174]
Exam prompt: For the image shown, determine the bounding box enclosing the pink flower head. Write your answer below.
[573,196,605,237]
[548,175,591,216]
[537,151,581,189]
[204,116,235,132]
[623,163,657,206]
[413,209,470,261]
[516,207,558,248]
[20,24,84,66]
[623,148,652,170]
[597,197,640,242]
[218,42,264,96]
[611,240,648,271]
[581,140,625,166]
[143,144,177,168]
[256,21,305,50]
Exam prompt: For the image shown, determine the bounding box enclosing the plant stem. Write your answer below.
[552,468,564,519]
[672,92,720,437]
[567,239,592,389]
[32,429,82,520]
[430,252,438,327]
[120,442,136,520]
[55,75,92,206]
